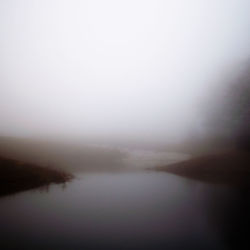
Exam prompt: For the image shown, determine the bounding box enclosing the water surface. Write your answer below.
[0,169,248,250]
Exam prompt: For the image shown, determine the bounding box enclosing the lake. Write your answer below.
[0,150,249,250]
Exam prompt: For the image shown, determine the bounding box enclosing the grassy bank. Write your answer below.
[0,156,73,197]
[155,150,250,187]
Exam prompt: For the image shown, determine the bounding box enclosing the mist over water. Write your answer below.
[1,0,250,143]
[1,2,250,250]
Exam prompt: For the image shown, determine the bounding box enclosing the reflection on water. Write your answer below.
[0,171,249,250]
[202,185,250,250]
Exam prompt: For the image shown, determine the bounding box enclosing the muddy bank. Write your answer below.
[155,150,250,187]
[0,156,72,197]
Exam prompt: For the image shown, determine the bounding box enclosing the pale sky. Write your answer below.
[1,0,250,142]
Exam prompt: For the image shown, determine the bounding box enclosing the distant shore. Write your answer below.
[0,156,73,197]
[155,150,250,187]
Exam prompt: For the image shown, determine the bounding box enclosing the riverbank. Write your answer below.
[0,156,73,197]
[155,150,250,187]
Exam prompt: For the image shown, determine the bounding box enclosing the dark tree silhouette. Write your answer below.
[205,62,250,151]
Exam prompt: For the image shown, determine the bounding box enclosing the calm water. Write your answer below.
[0,170,249,250]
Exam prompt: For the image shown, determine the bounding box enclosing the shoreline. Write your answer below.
[0,156,73,197]
[154,150,250,187]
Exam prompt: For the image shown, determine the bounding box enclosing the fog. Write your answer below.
[1,0,250,144]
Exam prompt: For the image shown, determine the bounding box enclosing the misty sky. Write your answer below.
[1,0,250,142]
